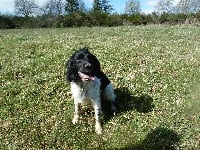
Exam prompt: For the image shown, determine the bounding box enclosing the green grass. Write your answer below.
[1,25,200,149]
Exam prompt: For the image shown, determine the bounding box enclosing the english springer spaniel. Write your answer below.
[66,47,116,135]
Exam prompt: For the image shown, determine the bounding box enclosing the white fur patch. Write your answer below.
[70,76,116,135]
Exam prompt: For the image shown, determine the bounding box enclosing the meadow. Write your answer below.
[0,25,199,149]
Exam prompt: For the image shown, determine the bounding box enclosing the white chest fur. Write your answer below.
[70,78,101,104]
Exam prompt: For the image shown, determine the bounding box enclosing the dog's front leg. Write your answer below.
[72,102,80,124]
[93,99,102,135]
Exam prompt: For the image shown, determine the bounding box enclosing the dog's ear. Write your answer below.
[66,57,79,82]
[92,55,101,75]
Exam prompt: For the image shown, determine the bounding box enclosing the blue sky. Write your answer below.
[0,0,160,14]
[84,0,159,14]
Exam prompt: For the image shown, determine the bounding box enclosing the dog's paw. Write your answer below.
[72,116,79,124]
[95,122,102,135]
[111,106,117,115]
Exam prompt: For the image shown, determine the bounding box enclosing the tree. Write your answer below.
[177,0,191,13]
[14,0,38,17]
[43,0,65,16]
[65,0,80,14]
[93,0,102,11]
[155,0,175,14]
[93,0,112,13]
[191,0,200,13]
[177,0,200,13]
[79,0,87,12]
[101,0,113,13]
[125,0,141,15]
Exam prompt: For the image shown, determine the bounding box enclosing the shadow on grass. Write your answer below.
[118,127,180,150]
[78,87,154,122]
[101,87,154,122]
[115,88,155,114]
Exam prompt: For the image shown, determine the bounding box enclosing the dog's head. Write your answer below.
[66,47,101,82]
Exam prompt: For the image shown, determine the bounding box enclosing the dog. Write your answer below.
[66,47,116,135]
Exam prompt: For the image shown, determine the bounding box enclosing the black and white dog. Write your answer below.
[66,47,116,135]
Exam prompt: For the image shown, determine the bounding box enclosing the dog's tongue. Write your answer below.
[78,72,95,81]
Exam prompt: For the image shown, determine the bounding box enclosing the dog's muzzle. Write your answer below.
[78,72,95,81]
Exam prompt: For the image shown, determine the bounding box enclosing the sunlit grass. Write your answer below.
[0,25,200,149]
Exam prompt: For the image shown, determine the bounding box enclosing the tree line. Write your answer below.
[1,0,200,29]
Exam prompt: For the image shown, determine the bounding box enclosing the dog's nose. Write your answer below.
[84,63,92,70]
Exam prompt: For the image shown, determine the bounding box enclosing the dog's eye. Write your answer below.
[87,54,93,60]
[76,54,84,60]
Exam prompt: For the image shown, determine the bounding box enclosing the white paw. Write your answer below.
[111,106,117,115]
[95,122,102,135]
[72,116,79,124]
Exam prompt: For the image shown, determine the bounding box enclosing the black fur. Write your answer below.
[66,47,110,90]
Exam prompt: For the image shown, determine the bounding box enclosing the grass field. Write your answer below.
[0,25,200,149]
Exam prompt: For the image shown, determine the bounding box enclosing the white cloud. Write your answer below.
[146,0,158,7]
[36,0,47,7]
[143,8,155,14]
[141,0,158,14]
[0,0,15,13]
[173,0,180,5]
[85,0,93,3]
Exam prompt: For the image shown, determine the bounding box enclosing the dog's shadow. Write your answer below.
[102,87,155,121]
[115,87,155,113]
[118,127,180,150]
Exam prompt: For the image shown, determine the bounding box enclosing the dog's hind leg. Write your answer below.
[111,99,117,115]
[104,83,117,114]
